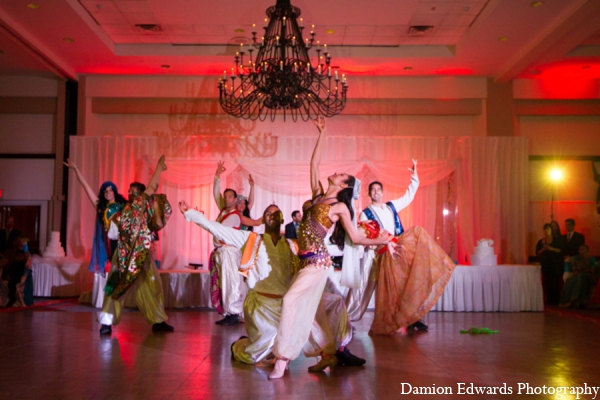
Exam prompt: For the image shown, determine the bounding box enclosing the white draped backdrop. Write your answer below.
[67,135,528,270]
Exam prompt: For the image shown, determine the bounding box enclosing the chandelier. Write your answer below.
[218,0,348,122]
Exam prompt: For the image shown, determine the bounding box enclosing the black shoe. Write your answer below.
[152,322,175,332]
[215,315,230,325]
[219,314,239,326]
[99,324,112,335]
[408,320,428,331]
[336,347,366,366]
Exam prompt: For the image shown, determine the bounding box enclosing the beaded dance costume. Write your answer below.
[297,199,335,270]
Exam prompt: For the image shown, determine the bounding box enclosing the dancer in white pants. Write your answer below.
[269,117,392,379]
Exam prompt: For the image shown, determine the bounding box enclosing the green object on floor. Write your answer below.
[460,327,499,334]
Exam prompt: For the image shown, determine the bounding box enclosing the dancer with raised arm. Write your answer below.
[352,171,456,335]
[269,117,392,380]
[97,156,174,335]
[65,159,126,274]
[179,202,363,366]
[211,162,262,326]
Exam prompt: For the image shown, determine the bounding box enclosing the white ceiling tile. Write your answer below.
[398,36,432,45]
[414,2,452,15]
[375,25,407,37]
[448,2,487,15]
[440,14,476,26]
[342,36,373,45]
[114,0,153,13]
[408,15,444,26]
[123,13,160,25]
[344,25,376,37]
[161,24,196,35]
[102,24,137,34]
[194,25,226,36]
[80,0,121,14]
[92,13,129,24]
[428,36,457,45]
[371,36,402,45]
[434,25,467,36]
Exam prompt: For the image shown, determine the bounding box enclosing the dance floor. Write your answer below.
[2,302,600,400]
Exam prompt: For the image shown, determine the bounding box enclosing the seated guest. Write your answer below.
[3,250,27,307]
[0,216,22,255]
[560,244,599,308]
[563,218,585,258]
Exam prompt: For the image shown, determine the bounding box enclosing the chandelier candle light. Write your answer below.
[218,0,348,122]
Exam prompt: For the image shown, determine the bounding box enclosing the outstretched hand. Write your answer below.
[178,201,190,214]
[248,174,254,186]
[63,158,77,170]
[409,159,417,173]
[215,160,226,177]
[312,116,326,133]
[157,155,167,171]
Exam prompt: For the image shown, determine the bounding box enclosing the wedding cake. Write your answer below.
[43,231,65,258]
[471,238,497,266]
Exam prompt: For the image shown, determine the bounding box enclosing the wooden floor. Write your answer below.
[1,301,600,400]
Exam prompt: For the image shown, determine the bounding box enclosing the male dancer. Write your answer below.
[211,161,261,326]
[180,201,365,367]
[98,156,174,334]
[347,160,427,330]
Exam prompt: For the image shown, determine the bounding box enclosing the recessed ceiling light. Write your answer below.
[27,3,40,9]
[234,29,244,33]
[404,66,413,70]
[497,36,508,42]
[325,29,335,34]
[530,1,543,7]
[63,38,75,43]
[161,64,170,68]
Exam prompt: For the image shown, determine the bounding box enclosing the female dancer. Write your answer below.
[269,117,392,379]
[65,159,126,274]
[237,174,255,231]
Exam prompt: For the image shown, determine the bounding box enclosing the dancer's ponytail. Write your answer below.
[330,175,356,250]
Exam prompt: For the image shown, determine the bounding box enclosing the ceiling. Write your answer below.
[0,0,600,82]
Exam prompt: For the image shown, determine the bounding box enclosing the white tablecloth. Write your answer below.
[85,269,212,309]
[430,265,544,312]
[31,255,93,297]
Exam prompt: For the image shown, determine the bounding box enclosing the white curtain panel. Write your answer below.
[67,136,528,270]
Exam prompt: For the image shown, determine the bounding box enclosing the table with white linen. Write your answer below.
[430,265,544,312]
[31,255,93,297]
[85,268,212,309]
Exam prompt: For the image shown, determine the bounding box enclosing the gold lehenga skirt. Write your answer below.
[370,226,455,335]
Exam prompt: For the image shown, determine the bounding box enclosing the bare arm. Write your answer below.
[145,155,167,195]
[179,201,249,248]
[213,161,225,209]
[241,215,263,227]
[310,117,327,197]
[391,159,419,211]
[331,203,390,246]
[64,158,99,207]
[247,174,255,211]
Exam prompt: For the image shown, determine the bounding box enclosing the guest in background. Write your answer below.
[550,220,564,256]
[0,217,22,255]
[3,250,27,307]
[537,223,563,305]
[560,244,598,308]
[284,210,302,239]
[563,218,585,258]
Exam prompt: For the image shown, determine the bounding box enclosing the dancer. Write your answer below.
[179,202,364,366]
[237,174,255,231]
[269,117,391,379]
[65,159,126,274]
[97,156,174,334]
[353,175,456,335]
[211,163,262,326]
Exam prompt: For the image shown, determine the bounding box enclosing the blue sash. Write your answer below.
[363,202,404,236]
